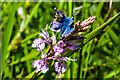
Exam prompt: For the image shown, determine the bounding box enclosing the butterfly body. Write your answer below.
[50,10,78,38]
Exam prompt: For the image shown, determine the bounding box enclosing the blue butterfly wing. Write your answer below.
[50,10,66,32]
[60,25,74,37]
[60,17,75,37]
[50,19,63,32]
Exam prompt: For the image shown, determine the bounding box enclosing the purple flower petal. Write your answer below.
[47,57,56,60]
[41,53,47,59]
[54,62,60,71]
[65,57,77,61]
[66,46,81,50]
[36,67,40,73]
[76,37,86,41]
[57,40,64,48]
[54,62,67,76]
[59,57,77,62]
[59,57,68,62]
[61,64,67,73]
[58,72,61,76]
[41,64,49,73]
[39,33,47,40]
[33,60,37,68]
[68,40,75,45]
[31,38,45,50]
[54,45,64,56]
[45,24,49,38]
[42,29,47,36]
[46,31,49,38]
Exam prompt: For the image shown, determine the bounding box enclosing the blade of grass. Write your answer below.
[2,2,18,74]
[21,32,40,43]
[108,28,118,46]
[80,42,89,78]
[104,68,120,78]
[24,70,36,79]
[83,40,93,78]
[77,49,83,79]
[22,43,31,73]
[95,2,104,19]
[9,51,40,66]
[59,0,64,10]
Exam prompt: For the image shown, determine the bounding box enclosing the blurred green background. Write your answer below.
[1,1,120,79]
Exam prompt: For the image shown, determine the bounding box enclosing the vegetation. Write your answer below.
[1,1,120,79]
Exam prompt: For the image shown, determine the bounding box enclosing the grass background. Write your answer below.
[1,1,120,79]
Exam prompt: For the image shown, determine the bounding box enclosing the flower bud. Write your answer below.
[76,32,83,36]
[83,26,90,31]
[18,7,23,16]
[80,16,96,27]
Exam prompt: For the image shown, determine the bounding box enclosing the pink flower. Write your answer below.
[32,38,45,51]
[54,57,77,76]
[54,62,67,76]
[33,53,49,73]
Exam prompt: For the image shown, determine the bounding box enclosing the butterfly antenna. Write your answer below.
[73,12,79,16]
[71,12,79,20]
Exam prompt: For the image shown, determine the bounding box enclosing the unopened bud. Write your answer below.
[76,32,83,36]
[18,7,23,15]
[75,21,80,29]
[80,16,96,27]
[18,7,26,20]
[83,26,90,31]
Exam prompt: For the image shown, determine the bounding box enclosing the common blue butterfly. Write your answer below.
[50,9,78,38]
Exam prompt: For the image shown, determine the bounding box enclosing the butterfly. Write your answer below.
[50,9,78,38]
